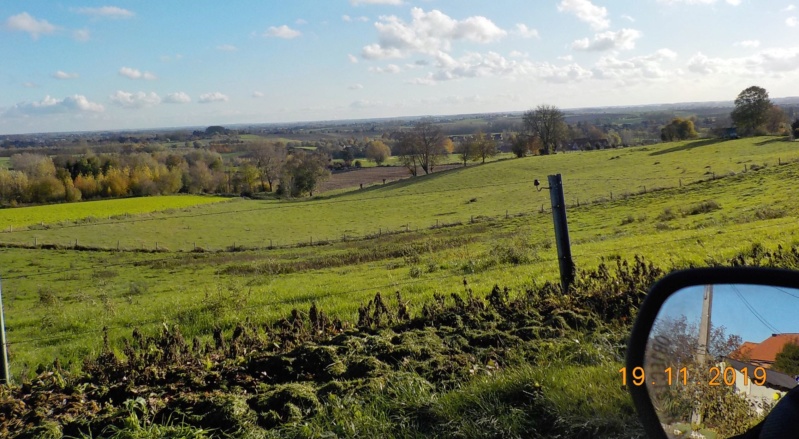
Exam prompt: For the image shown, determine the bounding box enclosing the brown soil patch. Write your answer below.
[318,165,461,193]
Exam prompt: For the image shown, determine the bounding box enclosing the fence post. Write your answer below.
[547,174,575,294]
[0,277,10,384]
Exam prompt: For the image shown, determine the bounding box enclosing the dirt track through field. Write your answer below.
[318,164,462,193]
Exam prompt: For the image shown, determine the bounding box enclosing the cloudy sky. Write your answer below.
[1,0,798,134]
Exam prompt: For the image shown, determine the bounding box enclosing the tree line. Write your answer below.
[0,144,332,206]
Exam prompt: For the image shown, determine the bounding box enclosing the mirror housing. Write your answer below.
[626,267,799,439]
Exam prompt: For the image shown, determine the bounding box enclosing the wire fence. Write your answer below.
[2,156,799,358]
[0,155,795,253]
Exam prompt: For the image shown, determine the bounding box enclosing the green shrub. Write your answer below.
[683,200,721,215]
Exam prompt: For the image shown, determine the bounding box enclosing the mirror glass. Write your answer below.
[641,284,799,438]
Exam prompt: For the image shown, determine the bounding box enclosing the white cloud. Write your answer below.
[295,18,308,25]
[348,54,359,63]
[75,6,135,19]
[22,82,38,88]
[343,15,370,22]
[558,54,574,61]
[52,70,79,79]
[621,14,635,22]
[784,5,796,12]
[408,51,594,85]
[571,28,641,51]
[593,49,678,83]
[159,54,183,63]
[252,91,265,98]
[264,25,301,39]
[119,67,157,80]
[350,99,383,109]
[513,24,539,39]
[687,52,730,74]
[557,0,610,31]
[787,16,798,26]
[407,77,437,86]
[164,92,191,104]
[6,94,104,116]
[369,64,402,73]
[110,91,161,108]
[73,28,90,42]
[361,8,507,60]
[657,0,741,4]
[733,40,760,48]
[216,44,238,52]
[4,12,57,39]
[509,50,528,58]
[199,92,229,103]
[351,0,403,5]
[348,83,364,90]
[535,62,595,83]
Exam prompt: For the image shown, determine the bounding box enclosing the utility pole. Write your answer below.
[696,284,713,364]
[545,174,575,293]
[0,277,9,384]
[692,284,713,426]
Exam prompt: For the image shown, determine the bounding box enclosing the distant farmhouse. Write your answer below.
[725,334,799,407]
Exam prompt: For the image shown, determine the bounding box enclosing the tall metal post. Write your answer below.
[548,174,574,293]
[0,277,9,384]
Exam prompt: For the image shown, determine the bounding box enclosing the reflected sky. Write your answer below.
[656,284,799,345]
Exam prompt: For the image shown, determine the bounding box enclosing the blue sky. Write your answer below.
[658,284,799,346]
[1,0,798,134]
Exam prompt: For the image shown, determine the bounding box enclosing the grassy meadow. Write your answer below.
[0,136,798,378]
[0,194,229,232]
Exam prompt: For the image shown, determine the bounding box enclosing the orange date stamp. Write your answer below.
[619,366,767,387]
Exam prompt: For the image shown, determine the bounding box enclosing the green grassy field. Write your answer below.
[0,195,229,231]
[2,136,799,377]
[0,137,794,251]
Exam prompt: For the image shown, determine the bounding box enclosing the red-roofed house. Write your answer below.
[729,334,799,368]
[724,334,799,410]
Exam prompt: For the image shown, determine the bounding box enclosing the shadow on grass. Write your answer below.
[754,136,790,146]
[649,138,725,156]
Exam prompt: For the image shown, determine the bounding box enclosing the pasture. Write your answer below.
[2,136,799,377]
[0,195,229,231]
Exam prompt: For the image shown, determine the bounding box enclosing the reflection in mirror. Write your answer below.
[643,284,799,438]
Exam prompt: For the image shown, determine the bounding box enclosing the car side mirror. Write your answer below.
[626,267,799,439]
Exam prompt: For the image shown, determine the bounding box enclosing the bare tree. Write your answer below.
[456,138,477,166]
[473,131,498,163]
[522,105,567,155]
[412,119,447,174]
[392,131,419,176]
[246,141,287,192]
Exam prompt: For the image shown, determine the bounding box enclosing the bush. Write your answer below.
[683,200,721,215]
[658,208,677,221]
